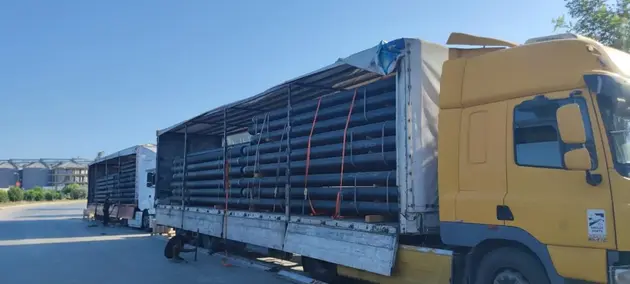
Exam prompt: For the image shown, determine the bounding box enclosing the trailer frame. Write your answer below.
[154,38,447,276]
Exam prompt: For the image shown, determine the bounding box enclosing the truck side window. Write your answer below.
[146,172,155,187]
[513,96,597,169]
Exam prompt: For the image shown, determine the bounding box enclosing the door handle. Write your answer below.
[585,171,603,186]
[496,205,514,221]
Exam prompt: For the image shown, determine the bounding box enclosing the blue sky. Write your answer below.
[0,0,566,159]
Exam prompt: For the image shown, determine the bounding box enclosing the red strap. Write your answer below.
[334,89,358,218]
[305,97,323,215]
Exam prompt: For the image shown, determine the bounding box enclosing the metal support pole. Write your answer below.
[105,162,108,194]
[194,228,200,261]
[117,156,121,204]
[222,108,229,241]
[180,124,189,228]
[104,162,108,218]
[285,86,292,219]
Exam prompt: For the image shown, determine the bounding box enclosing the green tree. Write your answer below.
[23,190,33,201]
[69,187,87,200]
[7,186,23,202]
[62,184,80,199]
[554,0,630,51]
[42,189,62,201]
[0,191,9,203]
[30,186,43,192]
[44,190,54,201]
[31,190,44,201]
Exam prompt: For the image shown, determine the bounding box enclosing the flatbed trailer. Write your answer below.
[154,37,434,279]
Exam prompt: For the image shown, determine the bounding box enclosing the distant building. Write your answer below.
[21,161,49,189]
[50,160,89,188]
[0,158,92,190]
[0,161,18,188]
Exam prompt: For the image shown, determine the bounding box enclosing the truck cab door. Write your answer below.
[456,101,508,225]
[505,90,616,250]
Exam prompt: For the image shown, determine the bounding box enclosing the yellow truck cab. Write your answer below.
[437,33,630,284]
[337,33,630,284]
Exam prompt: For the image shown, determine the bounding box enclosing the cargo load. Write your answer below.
[155,38,445,276]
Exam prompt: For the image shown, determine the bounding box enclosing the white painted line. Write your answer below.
[0,233,149,247]
[0,200,86,209]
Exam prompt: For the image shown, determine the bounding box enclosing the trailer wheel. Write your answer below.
[302,257,337,283]
[141,209,150,231]
[201,235,223,253]
[474,247,549,284]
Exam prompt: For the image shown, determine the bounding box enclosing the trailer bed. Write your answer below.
[156,204,398,275]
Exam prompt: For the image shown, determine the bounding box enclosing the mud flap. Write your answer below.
[118,205,135,220]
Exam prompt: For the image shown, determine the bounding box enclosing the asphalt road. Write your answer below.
[0,201,293,284]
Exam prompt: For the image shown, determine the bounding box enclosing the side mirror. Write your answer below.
[556,103,587,144]
[564,148,592,171]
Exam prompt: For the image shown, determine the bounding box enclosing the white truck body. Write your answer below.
[89,144,157,222]
[134,146,157,215]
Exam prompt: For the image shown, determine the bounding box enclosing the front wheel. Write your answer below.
[475,247,550,284]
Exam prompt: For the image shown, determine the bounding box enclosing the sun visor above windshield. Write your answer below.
[447,32,517,47]
[449,47,505,59]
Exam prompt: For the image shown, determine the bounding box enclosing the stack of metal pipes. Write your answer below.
[170,77,399,217]
[94,158,137,204]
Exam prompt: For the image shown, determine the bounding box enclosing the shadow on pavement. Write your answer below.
[0,218,144,241]
[0,232,288,284]
[26,206,86,211]
[0,235,162,284]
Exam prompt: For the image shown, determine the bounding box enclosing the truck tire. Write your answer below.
[302,257,337,283]
[201,235,223,253]
[474,247,550,284]
[141,209,150,231]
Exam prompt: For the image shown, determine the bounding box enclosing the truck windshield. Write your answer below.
[592,75,630,176]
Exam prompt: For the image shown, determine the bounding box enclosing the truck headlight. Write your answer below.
[613,266,630,284]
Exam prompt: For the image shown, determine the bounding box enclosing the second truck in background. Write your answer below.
[87,144,157,229]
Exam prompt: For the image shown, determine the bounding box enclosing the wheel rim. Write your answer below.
[493,269,529,284]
